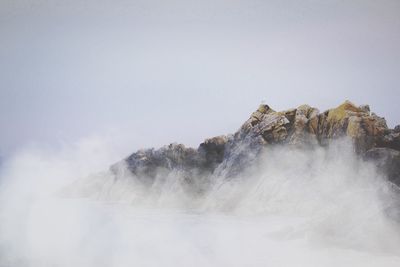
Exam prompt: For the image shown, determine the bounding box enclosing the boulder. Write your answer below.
[365,148,400,185]
[198,135,229,170]
[288,104,319,146]
[317,101,388,152]
[379,131,400,151]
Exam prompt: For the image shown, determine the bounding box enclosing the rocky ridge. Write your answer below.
[111,101,400,187]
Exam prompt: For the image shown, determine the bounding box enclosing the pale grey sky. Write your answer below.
[1,0,400,156]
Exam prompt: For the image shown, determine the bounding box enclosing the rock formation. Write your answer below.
[111,101,400,187]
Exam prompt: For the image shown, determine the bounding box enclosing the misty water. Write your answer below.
[1,138,400,267]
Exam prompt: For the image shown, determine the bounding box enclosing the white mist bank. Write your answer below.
[0,137,400,267]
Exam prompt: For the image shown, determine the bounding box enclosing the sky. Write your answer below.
[1,0,400,157]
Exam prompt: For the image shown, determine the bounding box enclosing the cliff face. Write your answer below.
[111,101,400,186]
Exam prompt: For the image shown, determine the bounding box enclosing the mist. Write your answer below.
[1,136,400,267]
[1,0,400,266]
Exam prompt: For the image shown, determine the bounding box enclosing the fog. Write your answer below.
[1,0,400,265]
[0,136,399,266]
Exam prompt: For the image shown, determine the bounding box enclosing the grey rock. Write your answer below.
[365,148,400,186]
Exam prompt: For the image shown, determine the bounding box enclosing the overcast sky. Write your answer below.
[1,0,399,157]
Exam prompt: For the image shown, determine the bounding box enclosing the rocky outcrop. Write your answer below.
[112,101,400,186]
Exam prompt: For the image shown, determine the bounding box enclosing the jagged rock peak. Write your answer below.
[236,100,390,152]
[112,101,400,185]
